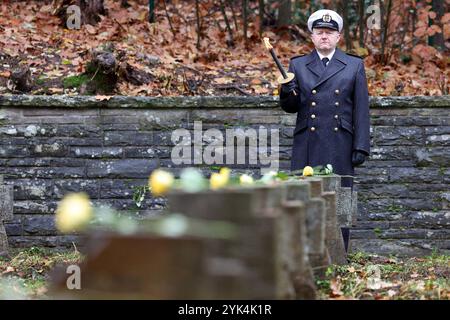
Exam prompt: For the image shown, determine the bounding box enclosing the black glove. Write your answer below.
[352,150,367,166]
[280,80,297,96]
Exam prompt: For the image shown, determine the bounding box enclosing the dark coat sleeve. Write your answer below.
[352,59,370,155]
[279,60,300,114]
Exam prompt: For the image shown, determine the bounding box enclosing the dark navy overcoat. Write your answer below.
[279,48,370,175]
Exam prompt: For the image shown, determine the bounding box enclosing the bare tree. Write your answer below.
[381,0,392,64]
[429,0,445,51]
[195,0,202,49]
[277,0,292,27]
[258,0,264,38]
[162,0,176,39]
[358,0,365,48]
[220,0,235,47]
[52,0,106,26]
[341,0,352,50]
[228,0,239,32]
[149,0,155,23]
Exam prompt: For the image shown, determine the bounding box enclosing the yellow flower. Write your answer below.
[55,193,93,233]
[210,174,226,190]
[302,166,314,176]
[239,174,254,185]
[149,169,174,196]
[219,167,230,179]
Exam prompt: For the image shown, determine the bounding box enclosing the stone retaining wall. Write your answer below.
[0,95,449,256]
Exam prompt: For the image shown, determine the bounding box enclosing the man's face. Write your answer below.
[311,28,340,52]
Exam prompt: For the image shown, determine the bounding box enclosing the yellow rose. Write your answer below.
[219,167,230,179]
[239,174,254,185]
[55,193,93,233]
[302,166,314,176]
[149,169,174,196]
[210,172,228,190]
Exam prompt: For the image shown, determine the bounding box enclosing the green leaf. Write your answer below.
[276,171,289,180]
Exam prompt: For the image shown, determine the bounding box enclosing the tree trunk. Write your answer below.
[148,0,155,23]
[411,5,417,49]
[195,0,201,50]
[243,0,248,44]
[429,0,445,51]
[258,0,264,38]
[53,0,106,26]
[220,0,235,47]
[342,0,351,50]
[381,0,392,65]
[358,0,365,48]
[228,0,239,32]
[277,0,292,27]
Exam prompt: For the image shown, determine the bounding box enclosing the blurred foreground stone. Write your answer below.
[0,175,14,257]
[50,175,355,299]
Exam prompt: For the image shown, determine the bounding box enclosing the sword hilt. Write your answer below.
[263,37,296,94]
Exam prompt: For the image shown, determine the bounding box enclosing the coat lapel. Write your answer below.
[313,48,347,89]
[305,50,324,78]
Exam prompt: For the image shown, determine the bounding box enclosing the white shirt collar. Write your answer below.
[316,49,336,64]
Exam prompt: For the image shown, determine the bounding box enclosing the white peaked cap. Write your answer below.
[307,9,343,33]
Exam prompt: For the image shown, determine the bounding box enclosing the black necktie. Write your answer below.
[322,57,329,67]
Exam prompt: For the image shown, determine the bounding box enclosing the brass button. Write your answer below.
[311,114,316,119]
[312,89,317,94]
[335,89,340,95]
[334,127,338,131]
[335,101,339,106]
[310,127,316,132]
[334,115,339,119]
[311,102,316,106]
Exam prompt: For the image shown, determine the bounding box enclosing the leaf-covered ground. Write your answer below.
[0,247,82,299]
[0,247,448,299]
[318,252,450,300]
[0,0,448,96]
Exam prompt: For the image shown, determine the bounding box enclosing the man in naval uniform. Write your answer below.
[279,9,371,251]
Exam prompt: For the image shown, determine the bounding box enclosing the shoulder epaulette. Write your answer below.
[290,54,306,60]
[346,52,364,59]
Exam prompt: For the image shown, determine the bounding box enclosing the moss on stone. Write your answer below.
[374,227,382,237]
[35,77,47,86]
[63,74,90,89]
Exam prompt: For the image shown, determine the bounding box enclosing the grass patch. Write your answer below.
[63,74,90,88]
[0,246,83,299]
[35,76,47,86]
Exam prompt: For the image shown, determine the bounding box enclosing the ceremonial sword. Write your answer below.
[263,37,297,96]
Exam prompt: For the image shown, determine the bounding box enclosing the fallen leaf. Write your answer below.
[36,287,48,295]
[387,289,397,297]
[330,279,343,297]
[253,85,269,94]
[95,95,112,101]
[213,77,234,84]
[85,24,97,35]
[2,266,15,274]
[367,277,382,290]
[0,71,11,78]
[43,70,64,78]
[48,88,64,94]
